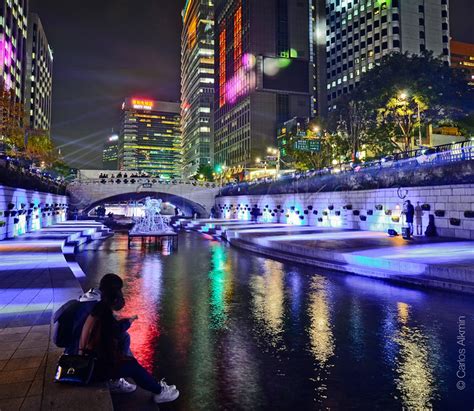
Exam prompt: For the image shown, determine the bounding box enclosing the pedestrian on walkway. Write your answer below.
[404,200,415,235]
[415,202,424,236]
[79,287,180,404]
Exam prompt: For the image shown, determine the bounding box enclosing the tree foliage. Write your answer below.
[327,52,474,157]
[193,163,214,181]
[0,81,61,168]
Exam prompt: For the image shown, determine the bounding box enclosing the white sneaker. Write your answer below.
[153,380,179,403]
[108,378,137,394]
[160,378,176,391]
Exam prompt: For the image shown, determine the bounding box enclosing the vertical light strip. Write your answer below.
[234,3,242,72]
[219,22,227,108]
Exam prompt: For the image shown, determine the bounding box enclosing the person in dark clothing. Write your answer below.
[80,288,179,404]
[61,273,135,393]
[405,200,415,235]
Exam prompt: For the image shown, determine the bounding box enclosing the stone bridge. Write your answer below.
[67,178,220,217]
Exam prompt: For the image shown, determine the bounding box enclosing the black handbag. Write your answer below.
[54,354,96,385]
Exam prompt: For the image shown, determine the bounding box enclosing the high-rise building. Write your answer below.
[450,39,474,87]
[0,0,28,100]
[318,0,450,114]
[214,0,314,173]
[25,12,53,131]
[181,0,215,178]
[102,134,119,170]
[118,98,182,178]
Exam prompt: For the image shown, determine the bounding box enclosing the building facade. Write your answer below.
[102,134,119,170]
[25,12,53,131]
[181,0,215,178]
[0,0,28,101]
[317,0,450,114]
[119,98,182,178]
[450,39,474,87]
[214,0,314,173]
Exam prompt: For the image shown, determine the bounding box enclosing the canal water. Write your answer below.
[76,232,474,410]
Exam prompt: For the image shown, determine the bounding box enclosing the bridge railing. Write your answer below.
[70,177,222,189]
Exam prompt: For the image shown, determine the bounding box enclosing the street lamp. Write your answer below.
[398,91,408,101]
[267,147,281,178]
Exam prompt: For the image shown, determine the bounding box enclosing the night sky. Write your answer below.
[30,0,473,169]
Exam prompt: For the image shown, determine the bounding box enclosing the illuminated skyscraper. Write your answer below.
[318,0,450,114]
[102,134,119,170]
[119,98,182,178]
[214,0,314,174]
[181,0,215,178]
[450,39,474,87]
[0,0,28,100]
[25,13,53,131]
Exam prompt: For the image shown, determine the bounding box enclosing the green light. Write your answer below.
[376,0,392,8]
[208,245,228,330]
[214,165,223,174]
[290,48,298,58]
[278,58,292,69]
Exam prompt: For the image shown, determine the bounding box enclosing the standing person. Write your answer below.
[405,200,415,235]
[415,202,424,236]
[79,288,180,404]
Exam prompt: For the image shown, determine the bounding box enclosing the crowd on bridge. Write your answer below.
[98,172,151,179]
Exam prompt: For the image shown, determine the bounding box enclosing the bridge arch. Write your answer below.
[67,179,219,217]
[83,192,208,218]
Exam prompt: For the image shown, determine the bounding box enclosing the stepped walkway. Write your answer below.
[180,219,474,294]
[0,221,113,411]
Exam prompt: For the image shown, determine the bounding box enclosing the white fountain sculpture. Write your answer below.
[131,197,172,234]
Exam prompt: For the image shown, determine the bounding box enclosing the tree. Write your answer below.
[377,93,428,152]
[328,95,371,162]
[25,129,58,166]
[193,163,214,181]
[0,84,27,156]
[327,52,474,156]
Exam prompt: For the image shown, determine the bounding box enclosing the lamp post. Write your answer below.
[267,147,281,178]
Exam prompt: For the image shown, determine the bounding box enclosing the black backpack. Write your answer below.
[52,299,81,348]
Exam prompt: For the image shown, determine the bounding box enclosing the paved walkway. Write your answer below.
[0,222,113,411]
[189,221,474,294]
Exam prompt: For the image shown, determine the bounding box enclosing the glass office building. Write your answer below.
[25,12,53,131]
[318,0,450,114]
[119,98,182,178]
[181,0,215,178]
[214,0,314,174]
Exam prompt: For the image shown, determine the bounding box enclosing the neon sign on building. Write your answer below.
[132,99,154,110]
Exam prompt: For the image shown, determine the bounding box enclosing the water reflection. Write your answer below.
[250,259,286,350]
[307,275,335,402]
[208,244,231,330]
[121,257,162,372]
[394,302,437,409]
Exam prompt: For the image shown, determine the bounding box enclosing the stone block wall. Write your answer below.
[215,183,474,240]
[0,185,69,240]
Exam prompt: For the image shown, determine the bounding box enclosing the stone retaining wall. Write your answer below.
[215,183,474,240]
[0,184,69,240]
